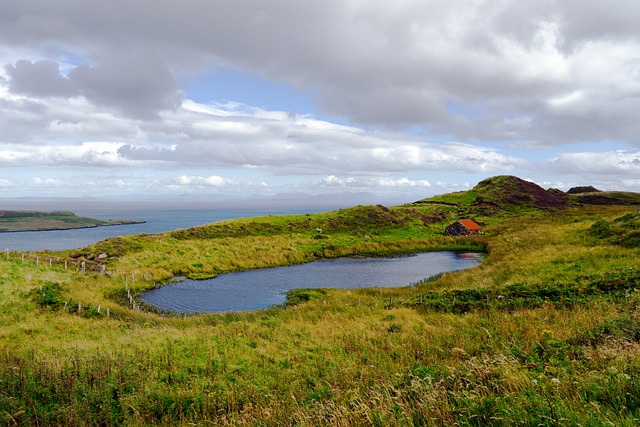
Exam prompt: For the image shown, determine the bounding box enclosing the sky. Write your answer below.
[0,0,639,207]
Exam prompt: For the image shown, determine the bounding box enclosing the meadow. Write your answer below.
[0,200,639,426]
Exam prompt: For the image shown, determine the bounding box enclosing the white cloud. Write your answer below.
[0,1,640,198]
[319,175,431,189]
[547,150,640,176]
[32,177,65,187]
[174,175,231,187]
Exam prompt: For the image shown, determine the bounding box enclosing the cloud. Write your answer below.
[0,1,638,145]
[4,59,77,97]
[4,54,182,119]
[547,150,640,177]
[32,177,65,187]
[173,175,231,188]
[320,175,431,189]
[1,1,640,198]
[0,75,528,174]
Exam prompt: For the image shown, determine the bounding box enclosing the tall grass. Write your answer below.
[0,205,639,425]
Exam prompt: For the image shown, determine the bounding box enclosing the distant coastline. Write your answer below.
[0,210,146,233]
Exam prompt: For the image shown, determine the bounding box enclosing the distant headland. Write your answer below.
[0,210,145,233]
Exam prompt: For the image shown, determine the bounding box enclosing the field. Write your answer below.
[0,187,639,425]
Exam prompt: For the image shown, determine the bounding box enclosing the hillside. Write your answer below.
[1,175,639,425]
[415,174,640,211]
[0,210,145,232]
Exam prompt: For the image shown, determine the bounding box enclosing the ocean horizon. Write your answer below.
[0,207,326,252]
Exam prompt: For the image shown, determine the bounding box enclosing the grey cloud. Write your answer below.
[557,0,640,50]
[5,55,182,120]
[0,0,639,144]
[5,59,77,97]
[68,53,182,119]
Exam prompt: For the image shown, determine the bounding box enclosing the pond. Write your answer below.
[140,251,483,313]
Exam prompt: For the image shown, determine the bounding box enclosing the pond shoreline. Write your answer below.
[140,251,484,314]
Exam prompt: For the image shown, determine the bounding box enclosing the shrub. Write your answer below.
[29,281,65,309]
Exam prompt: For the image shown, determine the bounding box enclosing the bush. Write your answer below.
[589,220,615,239]
[284,288,327,307]
[29,281,65,309]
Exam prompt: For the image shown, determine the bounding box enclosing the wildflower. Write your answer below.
[531,379,538,386]
[551,378,560,385]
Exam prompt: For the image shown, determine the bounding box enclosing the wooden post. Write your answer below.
[78,301,82,312]
[36,257,39,267]
[106,308,110,318]
[22,253,25,263]
[97,305,101,313]
[65,260,67,270]
[49,258,52,268]
[81,261,85,273]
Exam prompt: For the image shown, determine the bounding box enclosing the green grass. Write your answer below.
[0,204,639,425]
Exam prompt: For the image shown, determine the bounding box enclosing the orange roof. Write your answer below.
[459,219,481,230]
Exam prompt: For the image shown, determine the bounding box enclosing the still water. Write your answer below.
[141,251,483,313]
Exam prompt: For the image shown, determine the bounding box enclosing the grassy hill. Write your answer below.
[0,176,639,426]
[415,174,640,213]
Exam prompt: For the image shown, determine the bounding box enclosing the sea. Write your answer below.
[0,208,323,252]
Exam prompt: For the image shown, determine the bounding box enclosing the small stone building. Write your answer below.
[444,219,482,236]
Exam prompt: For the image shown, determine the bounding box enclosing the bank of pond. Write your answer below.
[140,251,483,313]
